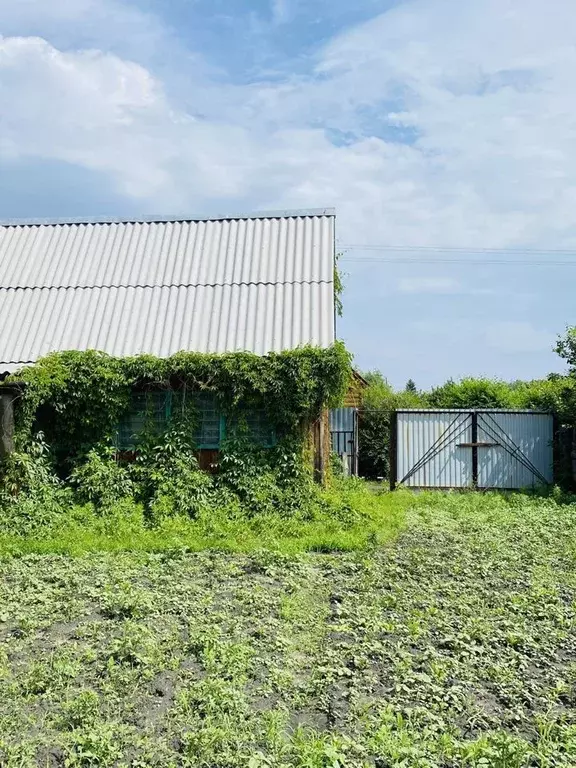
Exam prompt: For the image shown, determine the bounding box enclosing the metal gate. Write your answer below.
[329,408,359,476]
[392,409,553,490]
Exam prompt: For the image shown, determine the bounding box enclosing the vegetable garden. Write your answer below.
[3,491,576,767]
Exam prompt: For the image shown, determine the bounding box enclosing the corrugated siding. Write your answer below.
[0,217,334,288]
[396,410,554,490]
[0,213,335,369]
[397,411,473,488]
[0,283,333,371]
[477,412,553,488]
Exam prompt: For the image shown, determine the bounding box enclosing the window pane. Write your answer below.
[191,393,221,448]
[117,391,168,449]
[229,409,276,447]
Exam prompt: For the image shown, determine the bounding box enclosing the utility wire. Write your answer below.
[340,243,576,255]
[338,256,576,266]
[338,243,576,265]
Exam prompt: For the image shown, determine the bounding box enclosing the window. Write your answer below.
[116,390,225,451]
[190,393,223,449]
[228,409,276,447]
[117,391,169,449]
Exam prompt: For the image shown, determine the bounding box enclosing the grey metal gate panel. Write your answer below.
[396,411,473,488]
[395,409,553,490]
[477,411,553,489]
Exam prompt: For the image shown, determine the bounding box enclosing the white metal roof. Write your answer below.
[0,210,335,372]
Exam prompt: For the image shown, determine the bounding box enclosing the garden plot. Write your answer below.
[2,493,576,767]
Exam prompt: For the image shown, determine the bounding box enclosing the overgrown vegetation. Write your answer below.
[0,477,408,557]
[358,372,422,480]
[0,346,353,540]
[3,492,576,767]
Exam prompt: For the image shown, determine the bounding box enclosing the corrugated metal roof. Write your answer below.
[0,211,335,371]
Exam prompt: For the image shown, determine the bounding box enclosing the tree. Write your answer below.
[426,378,514,409]
[556,327,576,372]
[405,379,417,394]
[358,372,424,480]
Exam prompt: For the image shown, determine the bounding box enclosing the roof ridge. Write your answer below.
[0,208,336,227]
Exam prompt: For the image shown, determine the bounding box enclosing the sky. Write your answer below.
[1,0,575,388]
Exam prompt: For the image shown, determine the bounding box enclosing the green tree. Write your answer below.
[405,379,417,394]
[426,378,514,409]
[556,327,576,372]
[359,372,423,480]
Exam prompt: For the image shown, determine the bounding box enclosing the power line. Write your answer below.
[340,243,576,255]
[338,256,576,266]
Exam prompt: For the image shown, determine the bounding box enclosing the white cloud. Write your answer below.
[397,277,461,294]
[2,0,576,250]
[0,36,176,197]
[0,0,574,384]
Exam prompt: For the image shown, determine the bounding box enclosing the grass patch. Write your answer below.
[0,480,409,556]
[3,492,576,766]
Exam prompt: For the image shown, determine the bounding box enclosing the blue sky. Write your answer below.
[1,0,575,387]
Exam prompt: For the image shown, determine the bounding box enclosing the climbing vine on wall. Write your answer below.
[3,343,351,465]
[0,344,352,528]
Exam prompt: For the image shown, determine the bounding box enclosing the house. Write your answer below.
[0,209,346,478]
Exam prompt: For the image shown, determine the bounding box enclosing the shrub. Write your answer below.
[0,433,71,536]
[426,377,515,409]
[358,372,424,480]
[69,447,134,510]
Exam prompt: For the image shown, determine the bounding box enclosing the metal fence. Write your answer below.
[392,409,554,490]
[329,408,359,476]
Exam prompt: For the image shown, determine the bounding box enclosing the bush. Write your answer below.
[0,433,71,536]
[426,377,515,409]
[358,372,424,480]
[132,416,216,521]
[69,447,134,509]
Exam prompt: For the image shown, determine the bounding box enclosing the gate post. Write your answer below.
[471,410,478,488]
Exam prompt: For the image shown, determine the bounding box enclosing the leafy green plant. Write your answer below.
[67,722,123,767]
[102,582,153,620]
[0,345,352,526]
[358,372,424,480]
[108,621,158,668]
[0,432,71,536]
[426,377,516,409]
[59,690,100,730]
[69,447,134,510]
[132,412,215,521]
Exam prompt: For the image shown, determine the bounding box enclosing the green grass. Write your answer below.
[0,481,409,557]
[2,491,576,766]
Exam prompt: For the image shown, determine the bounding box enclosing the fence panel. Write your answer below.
[394,409,553,490]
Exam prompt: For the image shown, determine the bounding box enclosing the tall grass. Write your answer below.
[0,480,411,557]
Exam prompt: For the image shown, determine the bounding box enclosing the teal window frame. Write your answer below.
[187,392,225,449]
[116,391,171,450]
[227,408,277,448]
[116,390,226,451]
